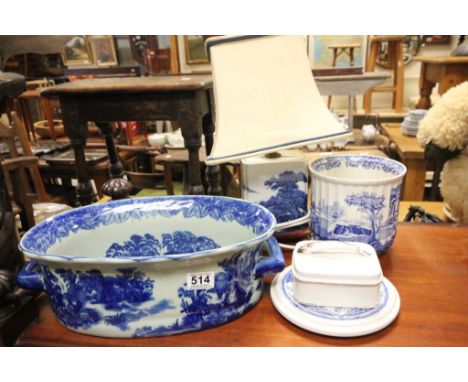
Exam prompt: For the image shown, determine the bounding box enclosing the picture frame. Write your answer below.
[62,36,93,66]
[422,35,451,45]
[310,35,366,69]
[88,35,118,67]
[184,35,211,65]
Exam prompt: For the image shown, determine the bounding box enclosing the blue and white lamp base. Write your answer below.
[270,266,400,337]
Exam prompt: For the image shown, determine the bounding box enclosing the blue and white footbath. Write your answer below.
[17,196,285,338]
[270,240,400,337]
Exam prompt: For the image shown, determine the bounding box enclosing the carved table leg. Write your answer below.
[62,101,96,206]
[415,63,436,110]
[203,113,222,195]
[416,81,436,109]
[96,122,133,200]
[178,101,205,195]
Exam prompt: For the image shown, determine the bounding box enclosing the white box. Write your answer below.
[292,240,383,308]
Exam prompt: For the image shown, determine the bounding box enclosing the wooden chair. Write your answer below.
[362,36,405,113]
[0,112,71,231]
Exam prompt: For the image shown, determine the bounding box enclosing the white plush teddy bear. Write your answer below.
[417,81,468,223]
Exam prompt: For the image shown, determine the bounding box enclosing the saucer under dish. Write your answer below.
[270,266,400,337]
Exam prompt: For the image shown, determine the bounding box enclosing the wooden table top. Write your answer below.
[414,56,468,64]
[41,75,213,97]
[381,123,424,160]
[15,223,468,346]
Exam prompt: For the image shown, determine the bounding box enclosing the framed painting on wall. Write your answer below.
[310,35,365,69]
[62,36,93,66]
[184,35,212,65]
[88,35,118,67]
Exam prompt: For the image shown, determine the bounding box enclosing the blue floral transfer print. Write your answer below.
[260,171,308,223]
[105,231,220,258]
[21,196,273,256]
[106,234,162,258]
[43,267,174,331]
[311,186,401,252]
[133,245,262,337]
[162,231,220,255]
[42,244,264,336]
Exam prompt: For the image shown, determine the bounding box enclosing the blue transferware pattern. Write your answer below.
[105,231,220,258]
[133,246,261,337]
[252,171,307,224]
[42,266,175,331]
[40,246,263,336]
[311,155,404,176]
[281,269,388,320]
[312,186,401,252]
[20,196,273,257]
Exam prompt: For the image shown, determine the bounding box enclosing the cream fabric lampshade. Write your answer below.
[205,35,352,165]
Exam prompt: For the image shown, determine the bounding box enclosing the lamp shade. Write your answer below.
[205,35,352,165]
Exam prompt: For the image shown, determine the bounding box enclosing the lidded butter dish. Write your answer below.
[292,240,382,309]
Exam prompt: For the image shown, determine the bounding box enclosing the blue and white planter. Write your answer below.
[310,155,406,253]
[17,196,285,338]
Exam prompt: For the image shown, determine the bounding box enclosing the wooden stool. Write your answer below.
[327,44,361,110]
[363,36,405,113]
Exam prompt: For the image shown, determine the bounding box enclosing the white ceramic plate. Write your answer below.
[275,211,311,232]
[270,266,400,337]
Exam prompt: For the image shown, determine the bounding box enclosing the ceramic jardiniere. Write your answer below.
[17,196,285,338]
[309,155,406,253]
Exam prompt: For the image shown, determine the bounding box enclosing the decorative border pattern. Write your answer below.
[20,196,274,257]
[311,155,405,176]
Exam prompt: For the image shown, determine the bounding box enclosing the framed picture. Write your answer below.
[62,36,92,66]
[422,35,451,45]
[310,35,365,69]
[88,35,118,67]
[184,35,211,65]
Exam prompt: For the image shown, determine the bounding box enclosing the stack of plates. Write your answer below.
[401,109,427,136]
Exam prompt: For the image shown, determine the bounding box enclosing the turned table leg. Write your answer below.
[178,100,205,195]
[95,122,133,200]
[203,113,222,195]
[62,102,96,206]
[416,62,436,110]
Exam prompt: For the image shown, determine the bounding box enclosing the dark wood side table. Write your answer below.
[414,56,468,109]
[14,224,468,346]
[41,75,220,205]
